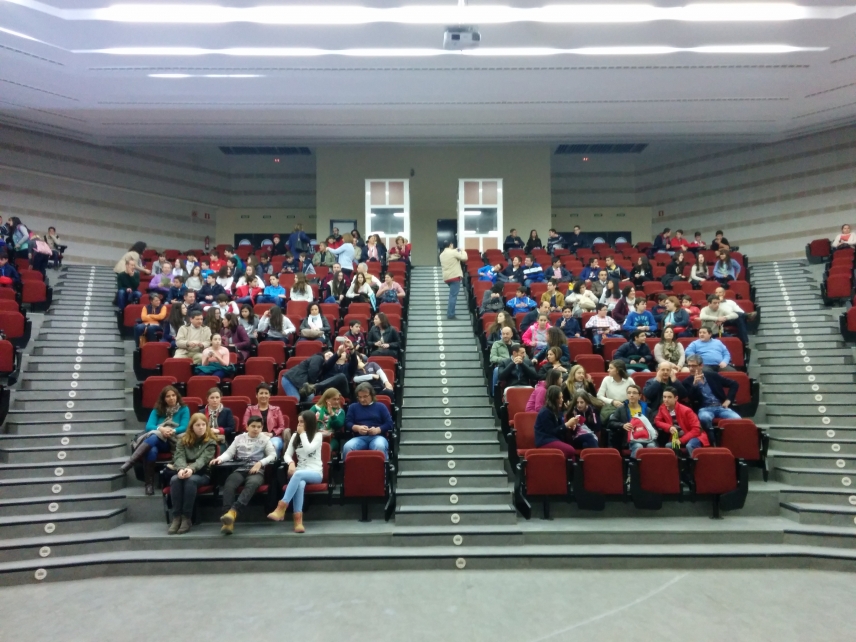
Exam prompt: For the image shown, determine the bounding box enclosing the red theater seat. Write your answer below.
[631,449,681,510]
[573,448,625,510]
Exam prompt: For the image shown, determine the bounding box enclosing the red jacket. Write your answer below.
[654,402,708,446]
[242,404,287,437]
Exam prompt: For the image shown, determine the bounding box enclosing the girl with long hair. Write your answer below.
[166,412,218,535]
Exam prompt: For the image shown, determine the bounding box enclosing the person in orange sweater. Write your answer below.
[134,291,168,347]
[654,387,709,455]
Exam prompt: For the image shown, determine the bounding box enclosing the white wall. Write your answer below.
[0,124,220,265]
[636,126,856,262]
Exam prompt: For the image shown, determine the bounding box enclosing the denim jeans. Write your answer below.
[342,434,389,460]
[142,433,172,462]
[447,279,461,318]
[117,288,141,311]
[134,323,161,347]
[725,314,750,347]
[491,366,500,394]
[169,473,210,518]
[270,436,283,457]
[280,376,301,402]
[685,437,704,456]
[256,295,284,305]
[697,405,741,430]
[280,469,323,513]
[235,296,254,305]
[629,441,657,459]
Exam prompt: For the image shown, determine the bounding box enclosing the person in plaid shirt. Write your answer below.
[585,303,622,347]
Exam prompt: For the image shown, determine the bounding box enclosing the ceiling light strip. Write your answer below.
[77,45,827,57]
[7,1,856,24]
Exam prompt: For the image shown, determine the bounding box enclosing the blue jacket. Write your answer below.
[622,310,658,333]
[168,285,187,302]
[579,266,600,281]
[522,263,544,283]
[660,308,690,329]
[507,296,537,314]
[652,234,670,253]
[681,370,739,407]
[713,258,741,280]
[533,406,566,447]
[0,262,21,284]
[198,282,225,301]
[262,285,286,298]
[685,338,731,366]
[613,340,655,365]
[288,230,311,255]
[556,316,581,337]
[478,265,498,283]
[345,401,393,436]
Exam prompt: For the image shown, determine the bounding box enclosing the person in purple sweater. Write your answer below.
[341,382,393,460]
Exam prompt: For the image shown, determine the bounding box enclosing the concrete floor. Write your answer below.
[1,569,855,641]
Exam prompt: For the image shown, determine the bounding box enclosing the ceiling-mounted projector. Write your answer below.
[444,26,481,50]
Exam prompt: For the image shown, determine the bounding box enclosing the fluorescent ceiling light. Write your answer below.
[148,73,264,77]
[464,210,482,216]
[393,212,405,217]
[79,45,827,57]
[5,2,856,24]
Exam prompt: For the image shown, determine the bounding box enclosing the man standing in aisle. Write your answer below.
[440,240,467,320]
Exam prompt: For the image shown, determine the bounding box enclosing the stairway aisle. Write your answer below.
[750,259,856,541]
[394,267,521,545]
[0,265,130,574]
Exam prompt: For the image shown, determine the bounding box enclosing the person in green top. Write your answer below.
[116,257,142,311]
[311,388,345,451]
[167,413,218,535]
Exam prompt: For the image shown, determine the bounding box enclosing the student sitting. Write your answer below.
[204,387,236,443]
[545,257,572,283]
[116,258,141,311]
[498,256,524,284]
[642,361,689,411]
[565,390,601,451]
[166,412,218,535]
[267,410,325,533]
[684,325,735,372]
[341,382,393,460]
[244,383,289,456]
[299,302,332,345]
[478,263,502,283]
[621,298,658,336]
[522,313,552,353]
[134,291,167,347]
[377,273,406,303]
[654,386,709,455]
[585,303,622,347]
[344,319,367,354]
[507,286,537,314]
[256,274,287,305]
[311,388,346,451]
[120,385,190,495]
[541,279,565,312]
[210,415,277,535]
[198,273,226,305]
[604,256,629,283]
[533,385,578,458]
[196,334,235,379]
[354,353,395,397]
[257,305,296,342]
[367,311,400,358]
[612,330,655,372]
[289,273,314,303]
[174,310,212,365]
[313,241,336,267]
[520,301,550,335]
[168,275,187,303]
[234,266,265,305]
[606,383,654,454]
[681,354,741,435]
[712,250,741,285]
[522,256,545,286]
[555,306,582,338]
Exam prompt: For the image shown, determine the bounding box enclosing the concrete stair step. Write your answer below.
[395,487,511,506]
[770,436,856,458]
[756,365,856,375]
[763,392,855,403]
[403,352,480,363]
[25,361,125,373]
[0,491,126,518]
[405,367,485,378]
[400,426,499,441]
[31,347,124,357]
[395,504,517,527]
[0,473,125,499]
[762,425,856,439]
[392,524,525,547]
[0,431,133,448]
[403,387,487,398]
[770,452,856,472]
[756,348,852,358]
[41,320,117,329]
[780,486,856,508]
[757,327,836,337]
[399,440,501,456]
[397,454,506,473]
[402,407,495,420]
[762,384,856,395]
[4,415,126,433]
[766,405,851,417]
[402,397,493,409]
[21,380,124,391]
[760,372,854,384]
[761,355,851,366]
[780,502,856,528]
[0,508,126,540]
[0,442,127,464]
[774,466,856,488]
[397,470,508,490]
[406,377,487,388]
[0,458,125,480]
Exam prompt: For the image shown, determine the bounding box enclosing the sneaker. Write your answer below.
[298,383,315,398]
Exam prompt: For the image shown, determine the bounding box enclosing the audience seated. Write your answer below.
[682,355,741,436]
[299,303,331,345]
[654,387,709,455]
[267,410,324,533]
[342,383,392,460]
[367,312,400,358]
[312,388,346,451]
[597,360,636,423]
[174,310,211,365]
[685,326,735,372]
[166,413,218,535]
[211,416,277,535]
[612,330,655,372]
[642,362,688,412]
[204,387,236,443]
[258,306,296,342]
[606,384,655,455]
[120,385,190,494]
[586,303,622,347]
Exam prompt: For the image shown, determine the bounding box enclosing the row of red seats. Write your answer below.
[822,246,854,304]
[519,446,748,519]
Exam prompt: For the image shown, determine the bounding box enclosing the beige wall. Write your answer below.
[316,145,552,266]
[215,208,317,245]
[550,207,653,245]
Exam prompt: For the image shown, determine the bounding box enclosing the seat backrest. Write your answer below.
[589,371,608,390]
[0,339,15,372]
[349,302,371,317]
[294,340,324,358]
[379,302,403,317]
[319,303,340,318]
[20,269,44,282]
[343,450,386,497]
[385,314,402,331]
[0,288,16,301]
[505,387,534,418]
[693,448,737,494]
[718,372,752,406]
[253,303,274,317]
[187,375,221,400]
[256,341,286,364]
[717,419,760,460]
[633,371,656,394]
[601,338,626,362]
[222,396,251,430]
[637,449,681,494]
[368,355,397,371]
[728,281,751,300]
[513,412,538,449]
[575,354,605,372]
[580,448,624,495]
[183,396,202,414]
[231,375,265,403]
[270,396,297,428]
[720,337,744,367]
[0,299,19,313]
[123,304,144,329]
[524,449,568,496]
[142,376,178,410]
[0,311,25,339]
[567,338,593,359]
[161,358,194,383]
[244,357,276,382]
[140,342,171,370]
